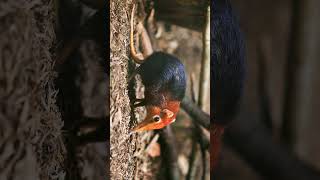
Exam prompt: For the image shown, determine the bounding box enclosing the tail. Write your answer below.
[211,124,225,173]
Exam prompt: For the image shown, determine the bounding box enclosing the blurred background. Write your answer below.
[2,0,320,179]
[214,0,320,179]
[0,0,107,179]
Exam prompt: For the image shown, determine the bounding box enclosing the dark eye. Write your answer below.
[153,115,161,122]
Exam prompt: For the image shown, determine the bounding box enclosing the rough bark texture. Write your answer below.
[110,1,153,179]
[0,0,65,179]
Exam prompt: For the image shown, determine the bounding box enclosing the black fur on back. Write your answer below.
[137,52,186,107]
[211,0,246,124]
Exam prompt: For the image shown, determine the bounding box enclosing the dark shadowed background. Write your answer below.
[214,0,320,179]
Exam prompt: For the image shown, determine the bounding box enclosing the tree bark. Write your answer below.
[110,0,153,179]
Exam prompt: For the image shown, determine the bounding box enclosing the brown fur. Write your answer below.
[211,124,225,173]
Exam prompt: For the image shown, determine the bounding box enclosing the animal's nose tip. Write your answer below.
[129,127,137,134]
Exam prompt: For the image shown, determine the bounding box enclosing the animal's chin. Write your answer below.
[131,120,162,132]
[135,124,163,132]
[132,120,174,132]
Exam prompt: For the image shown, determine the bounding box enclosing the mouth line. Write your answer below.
[129,120,150,133]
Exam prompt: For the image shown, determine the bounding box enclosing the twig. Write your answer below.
[187,75,209,150]
[198,7,210,179]
[158,127,180,180]
[198,5,210,110]
[186,139,198,180]
[181,96,210,130]
[224,112,320,180]
[257,39,273,130]
[190,73,197,103]
[187,75,201,180]
[145,133,159,153]
[146,8,159,50]
[199,142,207,180]
[281,0,302,148]
[187,9,210,176]
[187,125,209,179]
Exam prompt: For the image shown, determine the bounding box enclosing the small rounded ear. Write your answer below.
[162,109,174,118]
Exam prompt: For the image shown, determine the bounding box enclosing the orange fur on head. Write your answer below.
[130,101,180,132]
